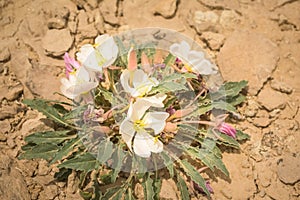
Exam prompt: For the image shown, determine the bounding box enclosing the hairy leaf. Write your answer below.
[211,80,248,100]
[142,173,155,200]
[162,73,197,83]
[111,144,126,182]
[160,151,174,178]
[97,139,114,164]
[178,159,209,196]
[25,130,75,145]
[18,143,58,160]
[217,134,240,149]
[176,174,190,200]
[23,99,67,126]
[102,186,124,200]
[58,153,99,172]
[125,188,136,200]
[50,137,82,164]
[236,130,250,141]
[153,178,162,200]
[151,82,188,94]
[63,105,88,120]
[227,94,246,106]
[212,101,238,114]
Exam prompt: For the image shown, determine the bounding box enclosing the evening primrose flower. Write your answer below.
[60,66,98,99]
[76,34,118,72]
[120,95,169,158]
[170,41,217,75]
[120,69,159,98]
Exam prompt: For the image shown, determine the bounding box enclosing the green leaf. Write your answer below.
[178,159,209,196]
[198,149,229,176]
[50,137,82,164]
[217,133,240,149]
[97,139,114,164]
[18,143,58,160]
[54,168,72,181]
[111,144,126,182]
[151,82,188,94]
[163,53,175,67]
[212,101,238,114]
[153,178,162,200]
[125,188,136,200]
[63,105,88,120]
[176,175,190,200]
[142,173,155,200]
[102,186,124,200]
[211,80,248,100]
[58,153,99,172]
[25,130,75,145]
[236,130,250,141]
[160,151,174,178]
[227,94,246,106]
[178,141,229,176]
[162,73,197,83]
[23,99,70,127]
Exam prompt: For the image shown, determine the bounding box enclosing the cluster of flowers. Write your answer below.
[61,34,237,158]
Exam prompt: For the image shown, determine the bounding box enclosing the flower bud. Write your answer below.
[164,122,178,133]
[127,47,137,71]
[218,122,237,138]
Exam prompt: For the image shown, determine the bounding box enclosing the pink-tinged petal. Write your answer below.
[64,53,80,78]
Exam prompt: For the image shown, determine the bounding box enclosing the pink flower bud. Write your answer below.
[127,48,137,71]
[218,122,237,138]
[163,122,178,133]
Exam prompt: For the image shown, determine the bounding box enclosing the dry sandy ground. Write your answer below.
[0,0,299,199]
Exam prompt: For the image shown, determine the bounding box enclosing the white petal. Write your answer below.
[95,34,110,45]
[188,50,204,61]
[76,44,94,63]
[133,131,163,157]
[132,69,148,88]
[129,99,150,121]
[60,85,77,99]
[192,59,217,75]
[170,41,190,61]
[77,45,102,72]
[76,67,90,82]
[67,82,98,95]
[120,118,135,151]
[180,41,191,53]
[120,69,134,94]
[96,36,118,68]
[143,112,169,135]
[139,94,167,108]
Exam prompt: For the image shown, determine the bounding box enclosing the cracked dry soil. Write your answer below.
[0,0,299,199]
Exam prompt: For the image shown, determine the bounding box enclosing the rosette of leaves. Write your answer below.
[19,40,249,200]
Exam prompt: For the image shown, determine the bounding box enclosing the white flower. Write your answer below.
[76,34,118,72]
[120,69,159,97]
[60,66,98,99]
[120,94,169,158]
[170,41,217,75]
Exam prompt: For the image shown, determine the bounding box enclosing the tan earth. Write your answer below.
[0,0,299,199]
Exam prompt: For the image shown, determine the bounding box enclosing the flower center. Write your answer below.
[184,64,193,72]
[133,119,146,132]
